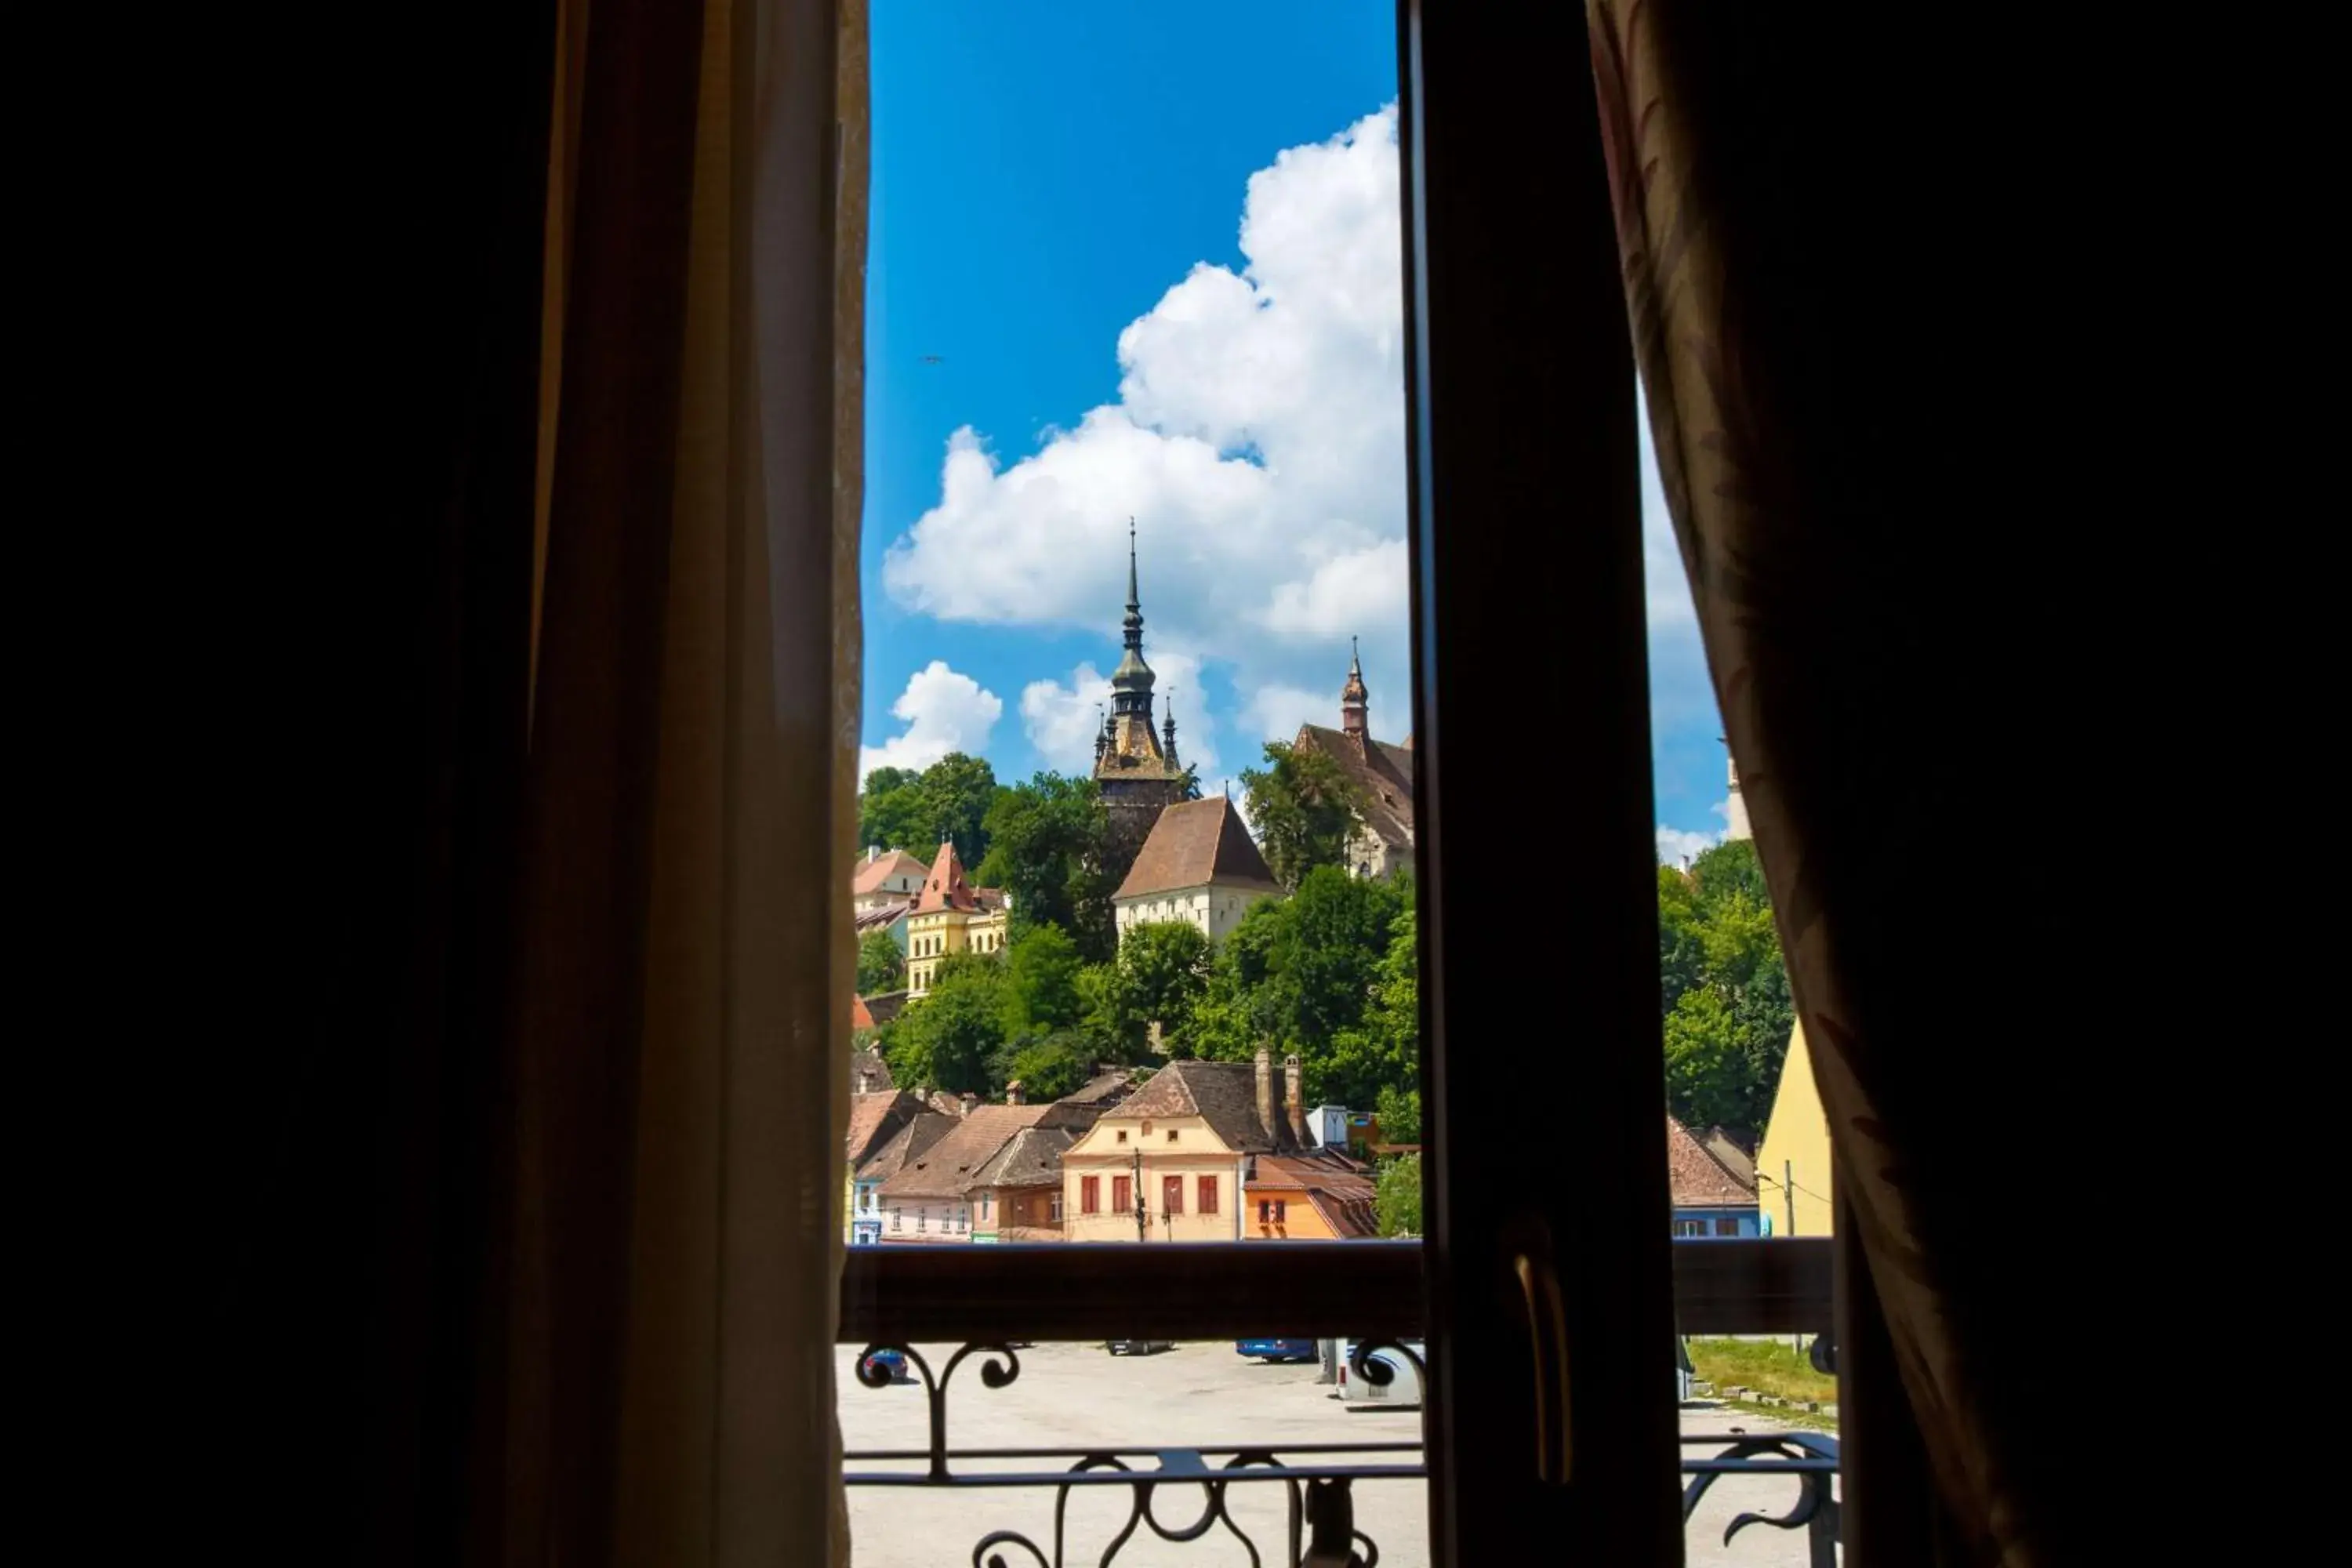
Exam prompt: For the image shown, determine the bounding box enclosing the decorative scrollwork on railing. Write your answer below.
[854,1341,1022,1480]
[1682,1434,1841,1568]
[951,1450,1357,1568]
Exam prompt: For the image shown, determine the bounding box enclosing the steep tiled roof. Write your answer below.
[850,1044,893,1091]
[1254,1152,1378,1237]
[1114,797,1280,902]
[855,1111,956,1185]
[853,849,932,896]
[1668,1114,1758,1207]
[965,1124,1076,1192]
[1102,1058,1294,1153]
[880,1103,1052,1200]
[851,995,877,1032]
[845,1090,922,1167]
[913,839,977,914]
[1294,724,1415,857]
[1701,1126,1756,1189]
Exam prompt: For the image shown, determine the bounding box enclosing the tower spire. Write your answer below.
[1109,516,1156,724]
[1162,691,1178,767]
[1341,635,1369,739]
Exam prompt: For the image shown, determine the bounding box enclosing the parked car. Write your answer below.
[1334,1339,1425,1408]
[1106,1339,1174,1356]
[1236,1337,1319,1363]
[858,1346,906,1383]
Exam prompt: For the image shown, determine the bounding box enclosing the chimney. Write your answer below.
[1283,1055,1307,1147]
[1006,1080,1025,1105]
[1254,1047,1276,1143]
[856,1068,874,1094]
[867,844,880,863]
[959,1091,977,1117]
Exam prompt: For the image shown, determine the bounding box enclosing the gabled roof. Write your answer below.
[880,1103,1053,1199]
[965,1124,1076,1192]
[1114,797,1281,902]
[1668,1114,1759,1207]
[913,839,977,914]
[1701,1126,1756,1189]
[845,1090,922,1167]
[853,849,932,895]
[855,1110,956,1185]
[851,995,877,1031]
[1099,1058,1294,1154]
[850,1044,893,1091]
[1253,1152,1379,1237]
[1294,724,1415,856]
[855,898,913,935]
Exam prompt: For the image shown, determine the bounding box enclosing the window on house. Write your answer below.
[890,1209,900,1232]
[1112,1175,1131,1214]
[1715,1217,1740,1236]
[1198,1175,1218,1214]
[1049,1192,1062,1222]
[1116,1130,1127,1144]
[1165,1129,1178,1142]
[917,1209,927,1232]
[1080,1176,1099,1214]
[1258,1200,1270,1224]
[1163,1175,1183,1214]
[1272,1200,1286,1224]
[982,1193,992,1220]
[1671,1218,1705,1238]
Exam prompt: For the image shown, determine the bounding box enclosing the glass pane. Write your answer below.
[849,2,1426,1562]
[1644,381,1843,1559]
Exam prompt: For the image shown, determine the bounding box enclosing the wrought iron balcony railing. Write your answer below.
[839,1240,1838,1566]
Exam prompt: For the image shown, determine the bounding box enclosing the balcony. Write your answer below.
[839,1240,1838,1566]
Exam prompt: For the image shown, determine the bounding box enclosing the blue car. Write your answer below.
[1236,1337,1319,1363]
[858,1347,906,1382]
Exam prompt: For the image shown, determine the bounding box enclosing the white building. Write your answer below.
[1112,796,1282,949]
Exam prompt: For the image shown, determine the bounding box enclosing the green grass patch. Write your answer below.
[1686,1336,1837,1406]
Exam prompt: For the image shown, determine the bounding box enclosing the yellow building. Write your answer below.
[902,837,1011,998]
[1062,1051,1375,1242]
[1755,1021,1836,1236]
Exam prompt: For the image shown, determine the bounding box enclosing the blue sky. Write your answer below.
[862,2,1730,860]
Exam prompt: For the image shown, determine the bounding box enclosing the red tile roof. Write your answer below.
[913,839,977,913]
[855,1111,956,1185]
[1294,724,1415,858]
[844,1091,921,1167]
[1667,1114,1758,1207]
[1102,1058,1297,1153]
[879,1103,1054,1200]
[851,994,876,1031]
[1113,797,1279,902]
[853,849,932,895]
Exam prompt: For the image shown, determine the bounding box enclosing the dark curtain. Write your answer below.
[194,2,867,1562]
[1589,5,2140,1563]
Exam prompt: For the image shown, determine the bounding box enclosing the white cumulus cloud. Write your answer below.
[880,107,1410,742]
[859,660,1002,783]
[871,102,1719,817]
[1655,825,1722,867]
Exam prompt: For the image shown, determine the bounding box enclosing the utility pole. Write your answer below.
[1784,1159,1797,1238]
[1134,1147,1146,1243]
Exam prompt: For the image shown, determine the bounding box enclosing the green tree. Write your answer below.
[858,752,1004,867]
[1375,1154,1422,1237]
[1002,923,1084,1036]
[886,952,1009,1095]
[1320,899,1417,1109]
[855,927,905,996]
[1239,741,1367,890]
[997,1029,1094,1103]
[977,774,1119,961]
[1374,1084,1421,1145]
[1653,837,1795,1139]
[1110,920,1216,1056]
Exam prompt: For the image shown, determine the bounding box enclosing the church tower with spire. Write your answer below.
[1092,519,1192,867]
